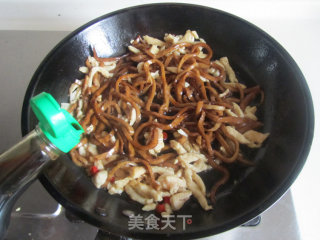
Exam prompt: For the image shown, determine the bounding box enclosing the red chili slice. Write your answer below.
[110,176,115,183]
[162,131,168,140]
[90,166,99,175]
[156,203,166,213]
[163,196,171,204]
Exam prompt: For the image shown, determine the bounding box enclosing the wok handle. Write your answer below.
[0,129,59,239]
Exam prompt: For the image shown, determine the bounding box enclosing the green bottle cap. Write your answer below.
[30,92,84,153]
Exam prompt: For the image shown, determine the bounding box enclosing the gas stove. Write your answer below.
[6,180,299,240]
[0,30,301,240]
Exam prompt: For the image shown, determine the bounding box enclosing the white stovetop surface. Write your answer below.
[0,1,319,239]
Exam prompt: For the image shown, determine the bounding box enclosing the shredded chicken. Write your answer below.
[226,126,270,148]
[184,168,212,210]
[170,191,192,211]
[219,57,238,83]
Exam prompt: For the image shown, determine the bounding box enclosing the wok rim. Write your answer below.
[21,3,314,239]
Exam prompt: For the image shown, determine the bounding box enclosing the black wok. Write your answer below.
[20,3,314,239]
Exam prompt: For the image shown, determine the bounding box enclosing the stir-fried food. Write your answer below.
[64,30,269,216]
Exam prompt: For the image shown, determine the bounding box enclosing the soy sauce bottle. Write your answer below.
[0,92,83,239]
